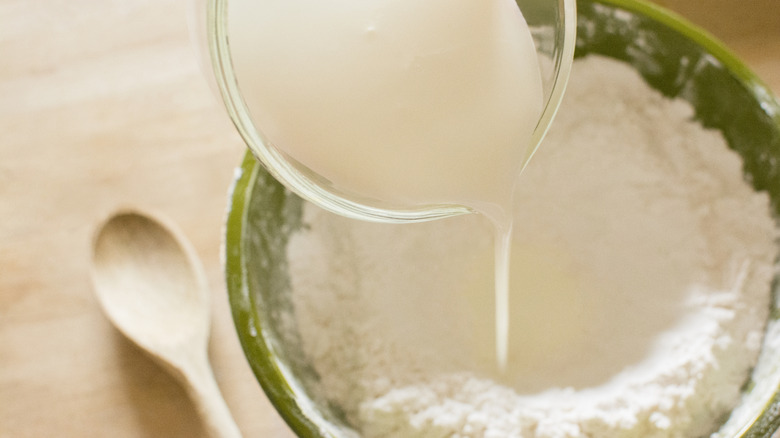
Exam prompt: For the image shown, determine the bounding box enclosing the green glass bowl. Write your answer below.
[224,0,780,436]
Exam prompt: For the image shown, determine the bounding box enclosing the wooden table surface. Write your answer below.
[1,1,778,437]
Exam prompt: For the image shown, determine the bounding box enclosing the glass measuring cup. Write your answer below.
[199,0,576,223]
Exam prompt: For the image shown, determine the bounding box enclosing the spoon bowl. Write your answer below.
[92,211,209,355]
[91,210,241,438]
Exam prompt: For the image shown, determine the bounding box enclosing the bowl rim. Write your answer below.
[600,0,780,125]
[223,0,780,436]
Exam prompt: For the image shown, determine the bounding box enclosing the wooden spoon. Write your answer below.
[90,210,242,438]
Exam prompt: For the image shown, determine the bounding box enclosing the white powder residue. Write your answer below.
[286,56,779,438]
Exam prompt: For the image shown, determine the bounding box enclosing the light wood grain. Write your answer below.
[0,1,293,437]
[0,1,777,437]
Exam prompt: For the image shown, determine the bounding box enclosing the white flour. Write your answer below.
[286,56,779,437]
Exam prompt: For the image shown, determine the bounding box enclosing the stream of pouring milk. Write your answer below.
[228,0,544,369]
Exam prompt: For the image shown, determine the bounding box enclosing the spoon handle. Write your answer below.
[183,352,243,438]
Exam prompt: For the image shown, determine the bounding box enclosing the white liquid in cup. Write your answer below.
[229,0,544,369]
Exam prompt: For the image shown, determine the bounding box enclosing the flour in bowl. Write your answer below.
[286,55,778,437]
